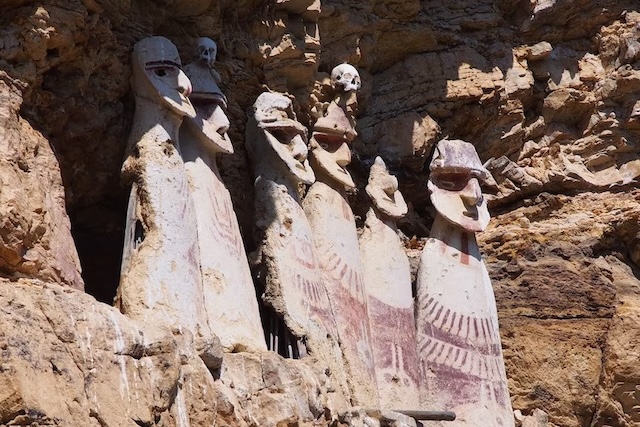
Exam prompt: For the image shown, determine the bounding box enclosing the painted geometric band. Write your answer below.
[417,293,501,354]
[417,336,506,381]
[320,248,364,301]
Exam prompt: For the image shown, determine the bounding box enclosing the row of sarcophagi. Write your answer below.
[116,35,515,426]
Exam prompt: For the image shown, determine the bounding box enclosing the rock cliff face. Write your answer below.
[1,0,640,426]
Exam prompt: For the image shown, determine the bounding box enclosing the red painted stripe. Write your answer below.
[461,232,470,265]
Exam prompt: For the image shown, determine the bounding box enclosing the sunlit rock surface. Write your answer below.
[1,0,640,426]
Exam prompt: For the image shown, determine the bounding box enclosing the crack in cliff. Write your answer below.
[36,299,86,375]
[514,313,614,321]
[33,298,108,426]
[588,314,614,427]
[489,183,640,216]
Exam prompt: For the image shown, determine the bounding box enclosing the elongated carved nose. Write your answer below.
[177,70,192,97]
[386,175,399,194]
[291,134,308,163]
[335,142,351,167]
[212,106,230,135]
[460,177,483,206]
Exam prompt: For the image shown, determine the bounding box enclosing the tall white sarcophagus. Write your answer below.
[415,139,514,427]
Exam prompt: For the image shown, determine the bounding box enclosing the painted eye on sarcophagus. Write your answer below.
[146,62,180,78]
[434,172,470,191]
[270,128,302,145]
[314,134,343,152]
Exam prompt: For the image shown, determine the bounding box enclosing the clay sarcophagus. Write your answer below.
[303,64,379,406]
[360,157,420,409]
[415,139,514,427]
[180,38,266,352]
[247,92,345,384]
[117,36,208,337]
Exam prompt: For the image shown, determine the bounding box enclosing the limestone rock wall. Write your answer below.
[0,73,82,288]
[480,191,640,427]
[0,279,327,427]
[1,0,640,426]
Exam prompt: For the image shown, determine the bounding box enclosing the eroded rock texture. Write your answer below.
[481,191,640,427]
[0,74,82,288]
[0,279,328,427]
[1,0,640,426]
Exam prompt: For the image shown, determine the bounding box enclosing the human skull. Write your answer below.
[196,37,217,68]
[330,63,361,92]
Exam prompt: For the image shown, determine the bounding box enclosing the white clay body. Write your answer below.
[181,135,266,351]
[304,180,378,406]
[247,92,348,407]
[360,206,420,409]
[415,215,513,426]
[118,37,209,339]
[415,139,513,426]
[119,100,207,338]
[180,43,266,352]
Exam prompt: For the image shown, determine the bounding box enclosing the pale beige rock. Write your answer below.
[246,92,348,406]
[0,279,187,426]
[526,42,553,61]
[542,88,596,125]
[360,157,419,409]
[505,56,535,96]
[514,409,549,427]
[253,0,321,92]
[486,156,543,201]
[360,112,440,170]
[117,37,208,338]
[0,75,83,289]
[578,53,605,82]
[180,38,266,352]
[481,191,640,427]
[221,352,329,426]
[305,64,379,407]
[338,408,418,427]
[528,46,583,91]
[416,139,514,427]
[0,277,333,427]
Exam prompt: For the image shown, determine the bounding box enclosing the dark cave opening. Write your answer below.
[260,305,304,359]
[70,195,129,305]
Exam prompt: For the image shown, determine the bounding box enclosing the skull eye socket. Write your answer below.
[336,75,342,80]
